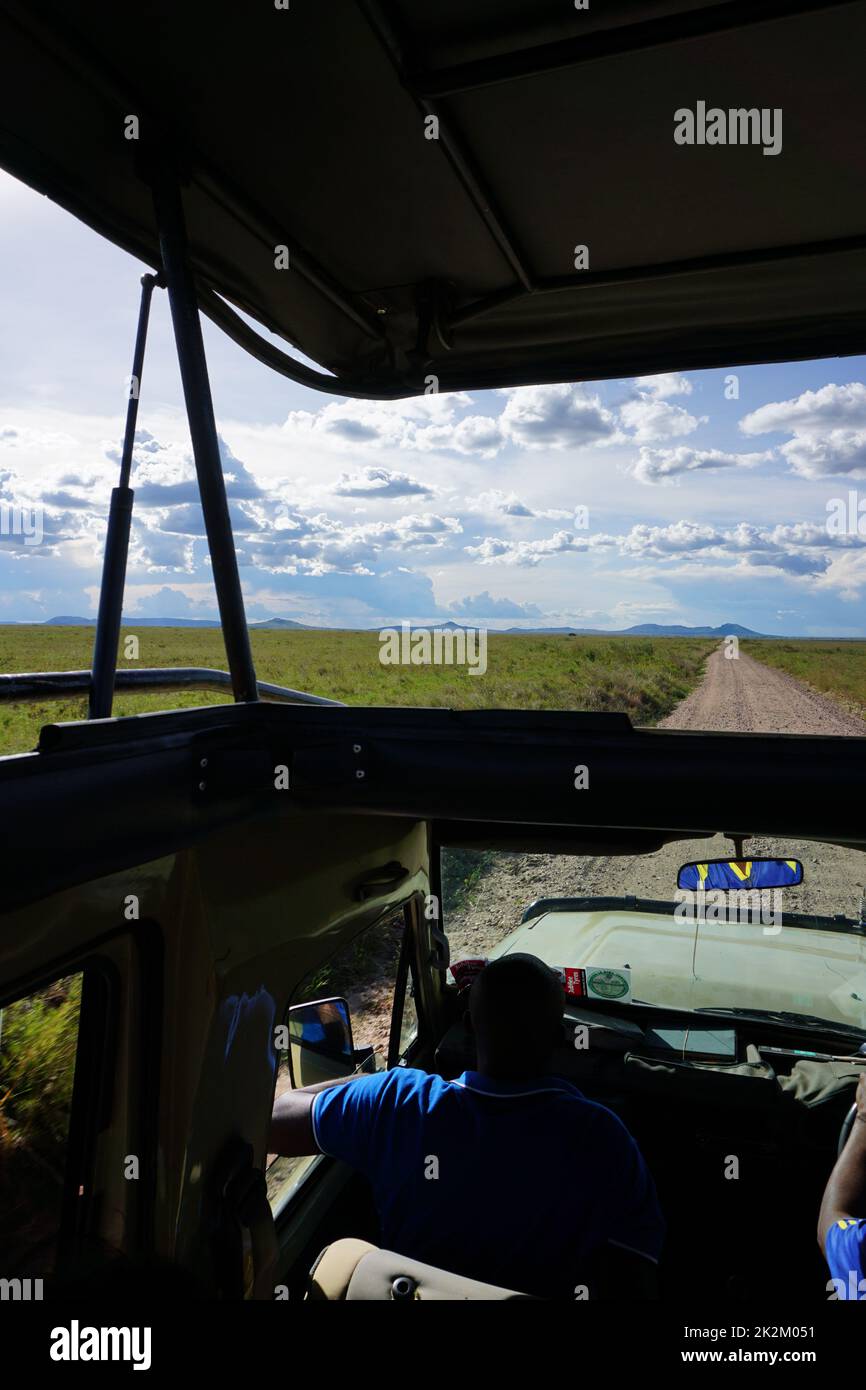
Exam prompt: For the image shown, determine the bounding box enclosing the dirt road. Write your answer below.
[659,646,866,736]
[446,646,866,959]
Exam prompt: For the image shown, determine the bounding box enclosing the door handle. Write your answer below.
[354,861,410,902]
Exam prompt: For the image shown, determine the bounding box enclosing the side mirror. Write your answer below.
[287,996,356,1089]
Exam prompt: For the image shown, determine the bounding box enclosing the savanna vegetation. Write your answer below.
[0,974,81,1273]
[0,624,718,755]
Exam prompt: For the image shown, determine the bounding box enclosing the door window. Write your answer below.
[0,973,83,1278]
[267,903,419,1216]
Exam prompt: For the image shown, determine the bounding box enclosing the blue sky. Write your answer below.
[1,168,865,635]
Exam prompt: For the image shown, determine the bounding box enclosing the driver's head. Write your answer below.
[469,953,563,1080]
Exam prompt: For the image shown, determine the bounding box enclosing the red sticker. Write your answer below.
[562,967,586,997]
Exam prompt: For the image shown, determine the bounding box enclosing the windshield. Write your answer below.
[442,838,866,1034]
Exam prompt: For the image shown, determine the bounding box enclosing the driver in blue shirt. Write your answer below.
[819,1074,866,1299]
[270,952,665,1298]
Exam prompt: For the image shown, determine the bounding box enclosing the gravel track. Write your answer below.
[659,647,866,736]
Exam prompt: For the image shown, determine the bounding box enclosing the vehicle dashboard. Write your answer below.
[433,994,865,1107]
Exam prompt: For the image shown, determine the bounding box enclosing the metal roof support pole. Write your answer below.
[89,271,160,719]
[150,169,259,703]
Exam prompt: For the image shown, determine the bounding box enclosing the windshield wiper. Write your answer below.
[696,1006,866,1038]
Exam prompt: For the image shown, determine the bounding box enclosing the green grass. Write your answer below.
[744,640,866,721]
[0,974,81,1168]
[0,974,81,1271]
[0,625,717,756]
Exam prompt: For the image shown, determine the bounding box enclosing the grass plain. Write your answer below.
[0,625,719,755]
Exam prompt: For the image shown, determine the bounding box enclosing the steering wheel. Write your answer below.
[838,1103,858,1157]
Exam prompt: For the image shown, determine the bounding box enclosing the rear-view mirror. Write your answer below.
[677,858,804,891]
[287,996,356,1089]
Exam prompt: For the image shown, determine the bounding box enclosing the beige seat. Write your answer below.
[306,1239,535,1300]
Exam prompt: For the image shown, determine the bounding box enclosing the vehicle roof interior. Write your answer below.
[2,0,865,396]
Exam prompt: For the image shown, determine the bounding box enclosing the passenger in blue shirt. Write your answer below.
[270,953,665,1298]
[819,1074,866,1300]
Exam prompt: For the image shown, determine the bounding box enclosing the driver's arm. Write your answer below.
[269,1074,357,1157]
[818,1075,866,1257]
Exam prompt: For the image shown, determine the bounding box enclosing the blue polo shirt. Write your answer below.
[825,1218,866,1300]
[312,1066,664,1298]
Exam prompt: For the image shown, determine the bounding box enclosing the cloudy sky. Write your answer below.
[1,168,865,635]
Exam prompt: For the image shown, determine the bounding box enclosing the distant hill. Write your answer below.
[371,621,767,637]
[43,615,97,626]
[44,614,210,627]
[30,617,767,637]
[373,620,474,632]
[41,614,315,630]
[502,622,767,637]
[618,623,764,638]
[250,617,313,630]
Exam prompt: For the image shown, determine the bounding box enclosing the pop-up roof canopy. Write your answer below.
[2,0,865,399]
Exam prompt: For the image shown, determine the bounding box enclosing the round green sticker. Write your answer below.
[587,969,629,1000]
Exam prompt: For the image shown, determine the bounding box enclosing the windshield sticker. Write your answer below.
[557,966,633,1003]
